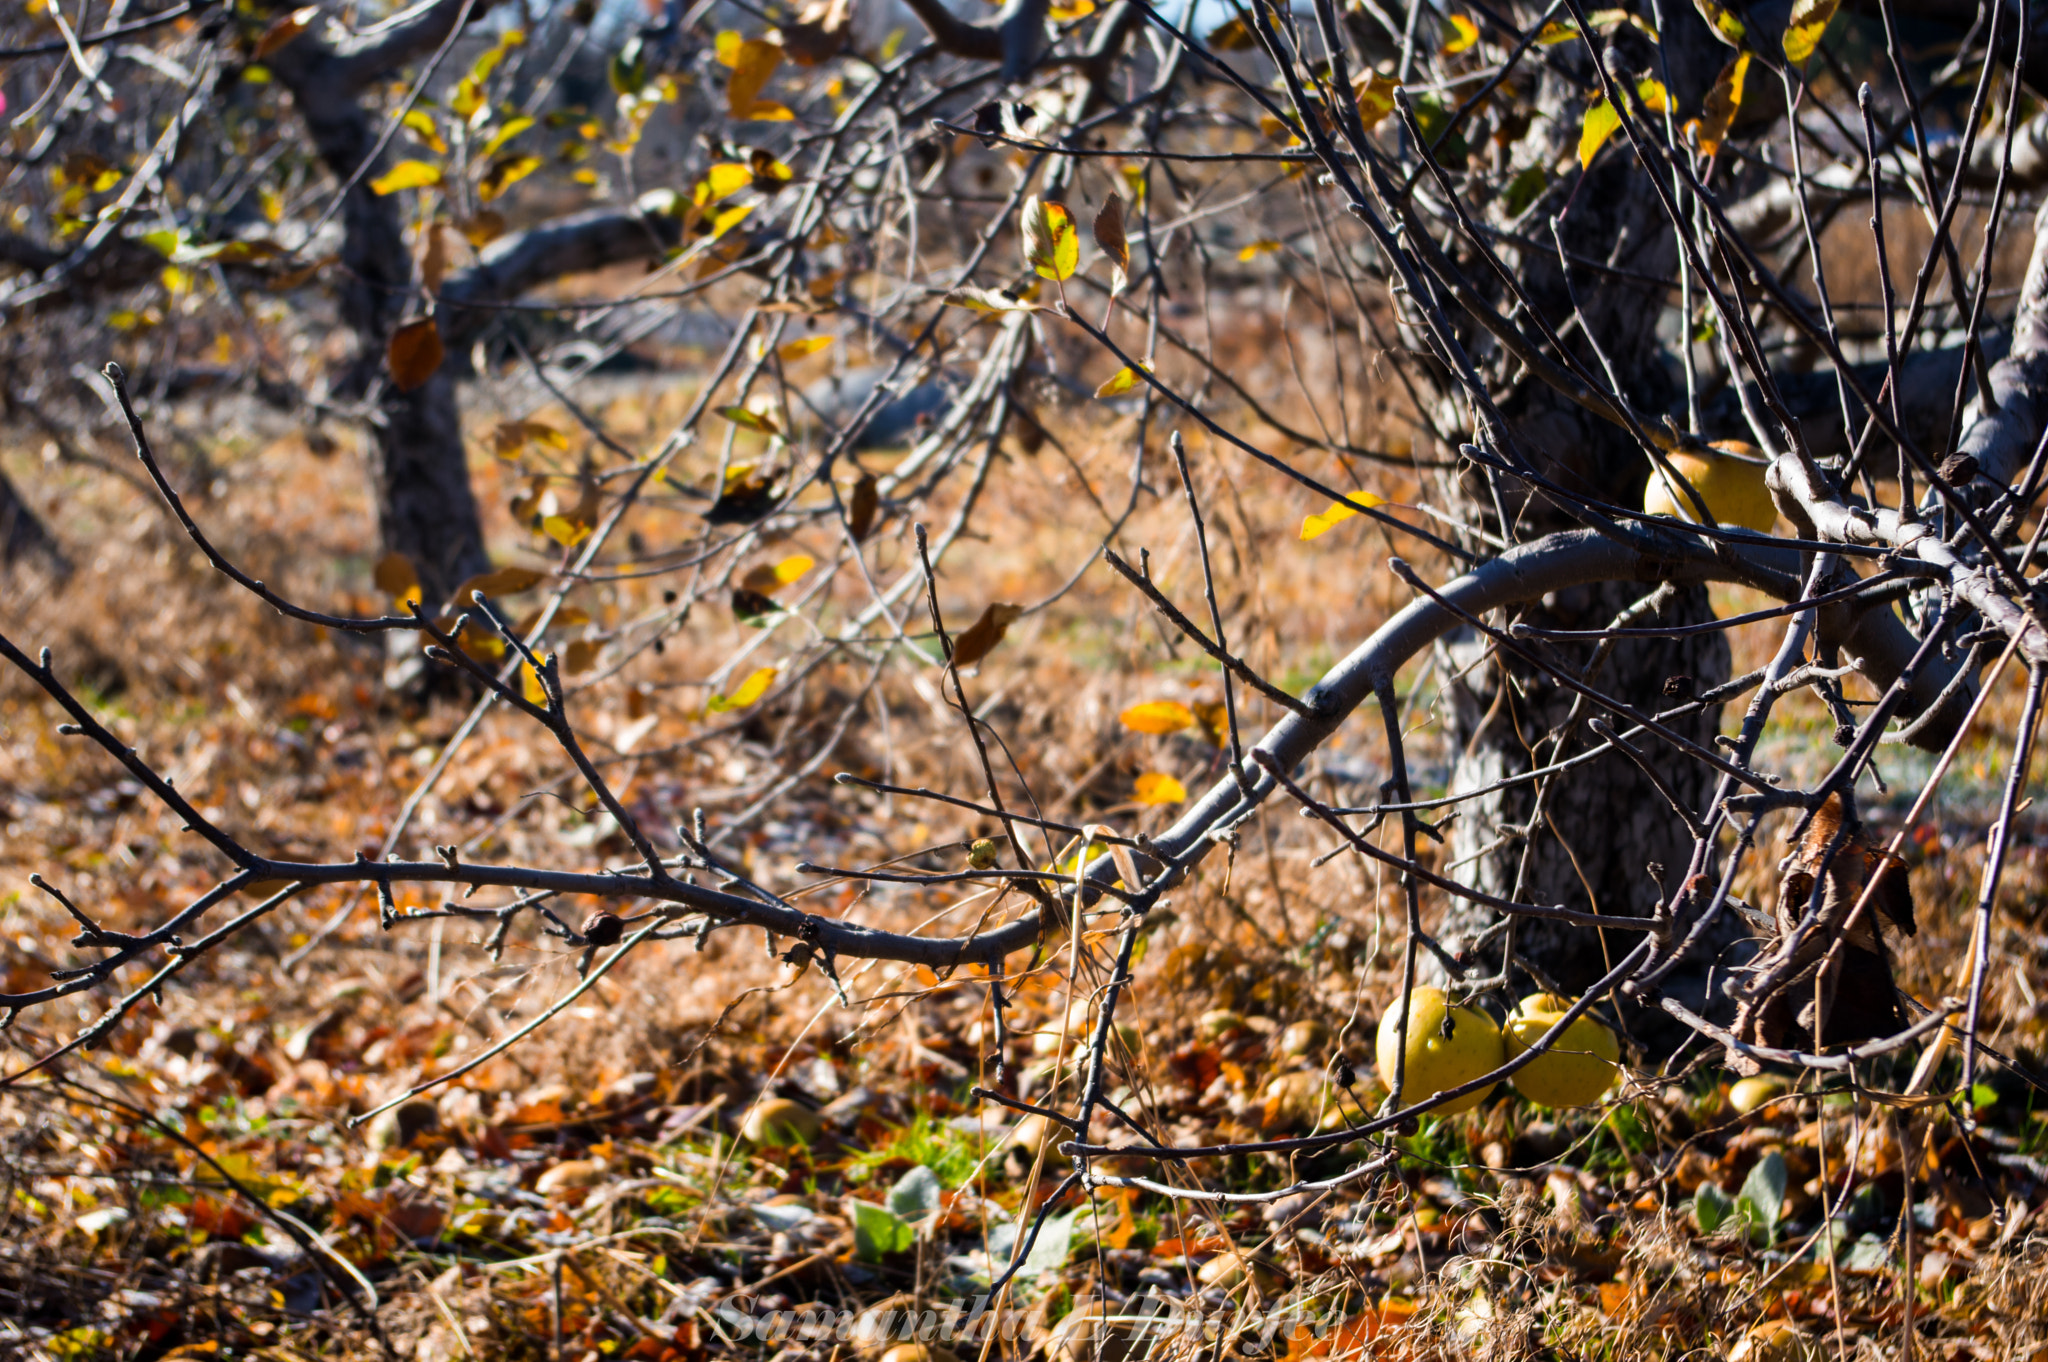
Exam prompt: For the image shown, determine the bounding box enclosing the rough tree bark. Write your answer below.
[1430,10,1746,1028]
[267,9,493,609]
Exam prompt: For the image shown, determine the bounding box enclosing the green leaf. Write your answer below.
[1736,1149,1788,1245]
[1018,1208,1076,1274]
[851,1199,915,1261]
[1692,1181,1733,1234]
[1500,165,1548,218]
[887,1165,942,1220]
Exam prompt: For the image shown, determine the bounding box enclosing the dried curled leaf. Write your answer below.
[847,472,879,541]
[1094,192,1130,295]
[1299,490,1387,540]
[387,317,443,391]
[453,566,547,602]
[1120,700,1194,735]
[254,5,319,58]
[948,603,1025,671]
[374,553,420,606]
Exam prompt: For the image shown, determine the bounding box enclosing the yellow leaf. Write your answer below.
[1048,0,1093,16]
[1440,13,1478,53]
[709,201,754,239]
[1782,0,1838,64]
[945,285,1040,314]
[478,154,542,201]
[480,115,535,158]
[726,37,784,119]
[449,76,484,119]
[717,405,781,434]
[777,335,835,360]
[543,514,591,546]
[1693,0,1747,46]
[522,662,548,706]
[402,108,447,153]
[716,29,744,64]
[742,100,795,121]
[1354,72,1401,130]
[1021,197,1079,282]
[1120,700,1195,735]
[772,553,814,584]
[490,419,569,457]
[710,666,778,712]
[1578,97,1621,168]
[1536,20,1579,42]
[699,162,754,203]
[1636,76,1670,113]
[1237,239,1281,261]
[1134,772,1188,805]
[370,159,441,195]
[1206,15,1257,49]
[1299,491,1387,540]
[1094,363,1151,398]
[1696,52,1750,156]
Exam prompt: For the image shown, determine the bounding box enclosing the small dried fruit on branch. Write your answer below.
[580,910,624,945]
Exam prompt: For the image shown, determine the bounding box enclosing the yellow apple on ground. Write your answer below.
[1642,441,1777,532]
[1376,987,1503,1116]
[1503,992,1622,1108]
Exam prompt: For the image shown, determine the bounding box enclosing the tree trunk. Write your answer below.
[271,33,490,611]
[1429,9,1745,1039]
[0,465,70,580]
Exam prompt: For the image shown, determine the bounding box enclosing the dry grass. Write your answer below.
[3,315,2048,1360]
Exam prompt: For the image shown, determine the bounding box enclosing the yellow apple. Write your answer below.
[1642,441,1777,532]
[1376,987,1503,1116]
[1503,992,1622,1108]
